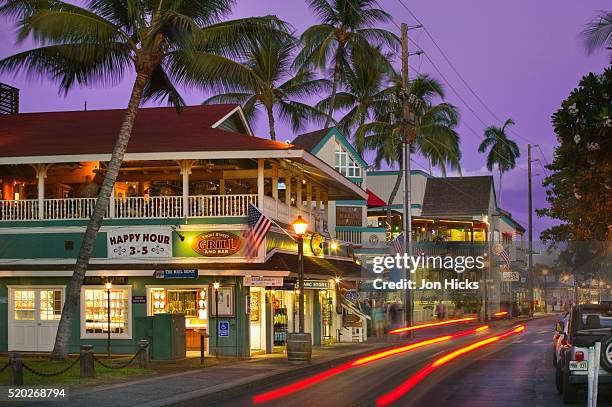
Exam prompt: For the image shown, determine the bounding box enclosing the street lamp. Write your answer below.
[292,216,308,333]
[213,282,220,358]
[105,281,112,360]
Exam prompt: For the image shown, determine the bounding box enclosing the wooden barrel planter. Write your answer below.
[286,333,312,363]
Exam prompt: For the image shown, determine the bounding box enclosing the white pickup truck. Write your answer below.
[555,304,612,404]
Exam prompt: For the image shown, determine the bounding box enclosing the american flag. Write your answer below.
[500,247,511,270]
[243,204,272,258]
[392,233,405,254]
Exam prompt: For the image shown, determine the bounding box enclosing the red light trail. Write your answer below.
[252,325,489,405]
[388,317,477,334]
[375,325,525,407]
[494,311,508,317]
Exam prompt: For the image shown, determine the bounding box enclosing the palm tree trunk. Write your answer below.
[50,71,150,360]
[266,105,276,141]
[498,168,503,207]
[324,47,343,128]
[386,169,403,232]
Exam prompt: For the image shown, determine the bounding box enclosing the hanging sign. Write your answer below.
[154,269,199,279]
[243,276,284,287]
[107,229,172,258]
[502,271,520,282]
[191,232,242,257]
[302,280,330,290]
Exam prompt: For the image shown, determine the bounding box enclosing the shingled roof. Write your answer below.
[421,176,495,215]
[291,128,331,152]
[0,105,291,159]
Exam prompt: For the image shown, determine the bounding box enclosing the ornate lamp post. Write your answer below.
[105,281,112,360]
[292,216,308,333]
[541,268,549,312]
[213,282,220,358]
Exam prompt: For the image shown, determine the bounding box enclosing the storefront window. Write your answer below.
[14,290,35,321]
[40,290,62,321]
[273,293,288,345]
[149,288,207,328]
[82,287,130,338]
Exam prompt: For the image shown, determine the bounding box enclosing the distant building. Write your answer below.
[0,83,19,115]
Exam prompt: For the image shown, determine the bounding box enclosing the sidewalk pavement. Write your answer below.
[33,315,559,407]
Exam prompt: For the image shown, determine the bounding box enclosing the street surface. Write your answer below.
[210,316,612,407]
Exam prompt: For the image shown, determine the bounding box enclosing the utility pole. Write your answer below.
[527,144,534,316]
[401,22,413,331]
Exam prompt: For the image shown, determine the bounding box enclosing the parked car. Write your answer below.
[553,313,570,367]
[555,303,612,404]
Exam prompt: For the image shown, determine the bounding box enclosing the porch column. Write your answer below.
[109,185,116,218]
[315,186,321,212]
[33,164,51,220]
[257,159,265,209]
[178,160,196,217]
[306,182,312,211]
[271,164,278,200]
[296,176,303,212]
[219,179,226,195]
[285,172,292,206]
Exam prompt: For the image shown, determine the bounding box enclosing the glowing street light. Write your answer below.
[292,216,308,333]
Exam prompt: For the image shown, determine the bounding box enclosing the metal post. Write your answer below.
[298,235,305,333]
[401,22,413,333]
[107,288,111,360]
[9,352,23,386]
[527,144,534,315]
[215,288,219,359]
[200,333,205,366]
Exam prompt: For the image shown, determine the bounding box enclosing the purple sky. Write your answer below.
[0,1,609,238]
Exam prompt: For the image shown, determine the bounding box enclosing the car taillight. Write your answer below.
[575,351,584,362]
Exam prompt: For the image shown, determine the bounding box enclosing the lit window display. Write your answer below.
[14,290,35,321]
[40,290,62,321]
[82,287,130,337]
[149,288,208,328]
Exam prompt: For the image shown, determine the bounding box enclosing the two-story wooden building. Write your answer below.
[0,105,367,355]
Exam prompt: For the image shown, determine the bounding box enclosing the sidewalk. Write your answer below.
[30,316,556,407]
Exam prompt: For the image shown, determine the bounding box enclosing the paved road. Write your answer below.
[209,316,612,407]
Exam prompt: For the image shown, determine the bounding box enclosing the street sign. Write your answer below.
[243,276,284,287]
[502,271,520,282]
[219,320,229,337]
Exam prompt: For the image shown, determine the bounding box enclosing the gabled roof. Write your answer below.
[291,128,330,152]
[498,208,526,233]
[421,176,495,215]
[292,127,368,169]
[0,105,287,161]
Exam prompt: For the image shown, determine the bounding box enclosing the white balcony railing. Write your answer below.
[0,199,39,221]
[188,194,257,217]
[0,194,259,221]
[261,195,318,229]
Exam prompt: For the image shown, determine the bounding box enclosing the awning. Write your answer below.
[367,189,387,207]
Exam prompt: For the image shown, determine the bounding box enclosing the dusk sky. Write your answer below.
[0,1,610,239]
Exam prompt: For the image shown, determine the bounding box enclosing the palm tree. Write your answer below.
[297,0,399,128]
[582,11,612,58]
[356,74,461,228]
[0,0,286,359]
[315,48,392,135]
[203,34,330,140]
[478,119,520,206]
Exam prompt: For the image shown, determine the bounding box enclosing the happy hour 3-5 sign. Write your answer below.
[107,229,172,258]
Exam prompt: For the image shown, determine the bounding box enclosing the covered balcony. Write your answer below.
[0,105,366,230]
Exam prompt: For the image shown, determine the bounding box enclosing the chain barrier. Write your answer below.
[93,348,142,370]
[0,362,10,375]
[21,357,80,377]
